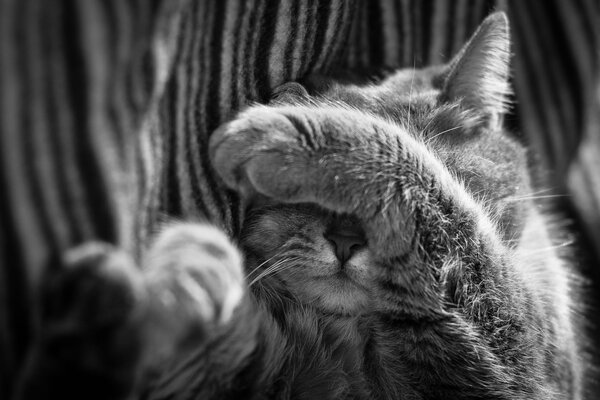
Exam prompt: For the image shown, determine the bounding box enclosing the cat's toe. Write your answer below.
[144,223,245,356]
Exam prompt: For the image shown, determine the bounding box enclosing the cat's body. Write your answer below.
[14,13,587,400]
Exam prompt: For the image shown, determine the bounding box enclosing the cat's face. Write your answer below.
[242,203,376,315]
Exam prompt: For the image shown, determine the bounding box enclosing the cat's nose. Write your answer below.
[325,231,366,264]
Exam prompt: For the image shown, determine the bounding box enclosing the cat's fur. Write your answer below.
[15,12,587,400]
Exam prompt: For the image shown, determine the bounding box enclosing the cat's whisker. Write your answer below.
[519,240,575,256]
[248,257,302,287]
[245,251,287,280]
[246,257,286,283]
[407,61,416,129]
[504,194,569,203]
[247,261,286,287]
[425,125,465,144]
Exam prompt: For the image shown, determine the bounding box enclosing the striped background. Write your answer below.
[1,0,598,397]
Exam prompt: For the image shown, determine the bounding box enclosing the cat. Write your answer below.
[14,12,587,400]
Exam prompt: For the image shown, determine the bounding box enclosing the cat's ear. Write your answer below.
[442,12,511,128]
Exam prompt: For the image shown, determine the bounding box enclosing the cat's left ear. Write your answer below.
[442,12,511,129]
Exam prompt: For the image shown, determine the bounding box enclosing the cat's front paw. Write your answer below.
[143,224,245,359]
[209,106,315,202]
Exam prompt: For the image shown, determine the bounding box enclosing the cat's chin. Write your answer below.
[300,274,371,316]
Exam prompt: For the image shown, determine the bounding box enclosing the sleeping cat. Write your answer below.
[14,12,587,400]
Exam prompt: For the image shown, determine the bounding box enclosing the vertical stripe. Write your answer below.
[400,0,412,66]
[510,7,560,175]
[268,1,292,88]
[244,0,265,102]
[324,0,353,71]
[48,1,95,242]
[69,0,120,244]
[411,1,423,66]
[451,0,468,56]
[24,0,69,255]
[184,0,210,219]
[174,6,198,217]
[419,0,433,65]
[305,0,332,73]
[228,0,246,112]
[290,0,308,79]
[284,1,300,80]
[219,0,241,113]
[380,0,400,67]
[429,0,449,63]
[298,0,318,78]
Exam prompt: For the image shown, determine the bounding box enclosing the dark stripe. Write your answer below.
[106,0,130,160]
[46,1,85,244]
[255,0,280,102]
[443,3,455,60]
[328,0,355,70]
[306,0,331,72]
[286,114,317,150]
[299,0,317,76]
[419,0,433,65]
[519,2,574,169]
[183,2,209,218]
[411,0,423,66]
[0,9,34,397]
[64,0,118,243]
[206,0,226,129]
[203,0,232,225]
[0,167,33,400]
[284,1,300,80]
[162,80,183,216]
[243,0,261,102]
[511,6,557,168]
[19,1,58,253]
[366,0,384,67]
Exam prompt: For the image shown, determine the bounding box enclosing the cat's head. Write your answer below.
[240,13,532,314]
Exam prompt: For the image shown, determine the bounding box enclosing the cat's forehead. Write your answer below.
[308,68,444,125]
[379,66,444,97]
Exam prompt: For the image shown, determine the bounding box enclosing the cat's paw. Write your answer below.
[15,243,147,399]
[143,224,245,358]
[209,106,316,203]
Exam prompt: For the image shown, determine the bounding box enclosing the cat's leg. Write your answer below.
[13,243,148,400]
[210,106,564,398]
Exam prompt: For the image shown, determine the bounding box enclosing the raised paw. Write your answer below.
[209,105,315,202]
[15,242,147,400]
[143,223,245,360]
[209,104,399,216]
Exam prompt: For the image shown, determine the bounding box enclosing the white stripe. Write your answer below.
[268,1,293,88]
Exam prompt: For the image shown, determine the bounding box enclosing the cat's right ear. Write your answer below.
[441,12,511,129]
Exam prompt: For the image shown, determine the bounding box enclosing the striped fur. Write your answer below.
[1,0,599,398]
